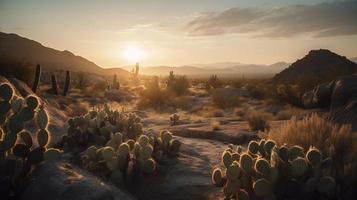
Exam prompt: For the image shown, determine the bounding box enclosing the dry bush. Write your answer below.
[275,107,303,120]
[245,110,272,131]
[137,77,169,109]
[211,91,241,108]
[166,72,190,95]
[267,113,357,197]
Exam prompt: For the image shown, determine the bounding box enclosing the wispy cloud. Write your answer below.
[186,0,357,38]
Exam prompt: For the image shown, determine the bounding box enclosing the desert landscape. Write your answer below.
[1,1,357,200]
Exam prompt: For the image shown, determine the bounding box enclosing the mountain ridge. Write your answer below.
[0,32,129,77]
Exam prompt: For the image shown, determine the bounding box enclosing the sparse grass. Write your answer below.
[275,107,303,120]
[266,113,357,197]
[245,110,272,131]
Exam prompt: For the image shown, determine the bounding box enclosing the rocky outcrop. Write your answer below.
[303,74,357,130]
[21,162,134,200]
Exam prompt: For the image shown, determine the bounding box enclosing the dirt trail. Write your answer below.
[128,136,228,200]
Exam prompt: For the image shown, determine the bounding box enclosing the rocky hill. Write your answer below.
[273,49,357,89]
[0,32,129,77]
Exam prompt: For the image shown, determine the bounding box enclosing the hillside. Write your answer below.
[0,32,129,78]
[273,49,357,89]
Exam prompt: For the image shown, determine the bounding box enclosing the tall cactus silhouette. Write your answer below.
[51,74,58,95]
[62,70,70,96]
[32,64,41,93]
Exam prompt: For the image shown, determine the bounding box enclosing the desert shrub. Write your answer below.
[275,84,303,107]
[137,77,169,109]
[206,74,222,89]
[211,91,241,108]
[246,111,272,131]
[267,113,357,198]
[246,84,266,99]
[212,140,338,200]
[166,71,190,95]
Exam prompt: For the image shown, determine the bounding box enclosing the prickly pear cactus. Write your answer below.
[60,104,147,153]
[211,139,336,200]
[0,83,62,198]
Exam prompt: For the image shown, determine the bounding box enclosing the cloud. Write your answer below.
[186,0,357,38]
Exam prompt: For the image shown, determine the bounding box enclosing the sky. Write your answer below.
[1,0,357,68]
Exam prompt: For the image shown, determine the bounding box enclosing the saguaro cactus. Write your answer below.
[32,64,41,93]
[51,74,58,95]
[113,74,117,89]
[62,70,70,96]
[135,62,139,76]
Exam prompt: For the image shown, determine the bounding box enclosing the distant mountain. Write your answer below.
[273,49,357,88]
[138,62,289,78]
[0,32,129,77]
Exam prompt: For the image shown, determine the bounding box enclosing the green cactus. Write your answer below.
[290,157,308,177]
[0,83,13,101]
[37,108,48,130]
[37,129,49,147]
[289,145,304,160]
[248,140,259,154]
[255,158,271,177]
[222,151,233,168]
[51,74,58,95]
[240,153,253,173]
[62,70,71,96]
[212,168,224,186]
[44,148,63,162]
[212,138,336,200]
[306,147,322,166]
[226,161,241,180]
[253,178,272,197]
[142,158,156,174]
[32,64,41,93]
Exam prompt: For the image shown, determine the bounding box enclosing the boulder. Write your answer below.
[21,162,134,200]
[303,74,357,130]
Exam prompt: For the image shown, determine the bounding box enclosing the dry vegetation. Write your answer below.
[266,113,357,198]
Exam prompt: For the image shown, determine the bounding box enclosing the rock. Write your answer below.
[303,81,334,108]
[303,74,357,130]
[21,162,134,200]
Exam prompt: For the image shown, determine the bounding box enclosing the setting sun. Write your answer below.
[123,46,146,63]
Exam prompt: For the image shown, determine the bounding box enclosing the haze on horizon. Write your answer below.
[1,0,357,68]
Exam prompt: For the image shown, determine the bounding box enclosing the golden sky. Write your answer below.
[1,0,357,67]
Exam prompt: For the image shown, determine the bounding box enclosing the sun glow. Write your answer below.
[123,45,146,62]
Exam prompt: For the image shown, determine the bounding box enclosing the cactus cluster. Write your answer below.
[60,104,144,153]
[0,83,62,197]
[152,130,181,157]
[212,139,336,200]
[169,113,180,126]
[81,133,157,185]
